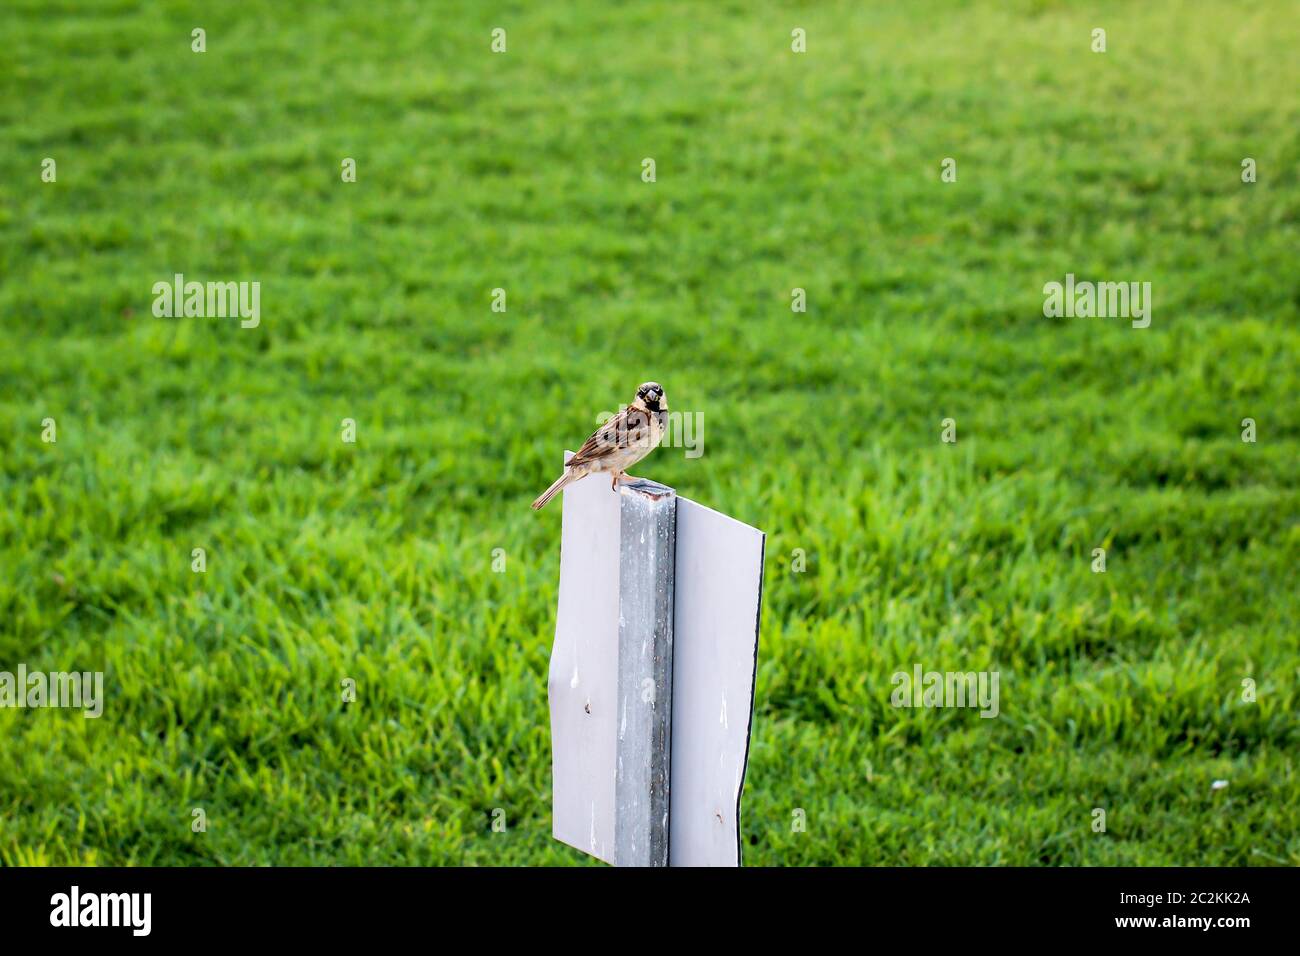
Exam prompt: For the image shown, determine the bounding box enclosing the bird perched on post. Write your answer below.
[531,382,668,510]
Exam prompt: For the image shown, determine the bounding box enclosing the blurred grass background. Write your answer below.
[0,0,1297,865]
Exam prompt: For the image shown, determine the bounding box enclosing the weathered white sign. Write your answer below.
[667,498,764,866]
[548,456,764,867]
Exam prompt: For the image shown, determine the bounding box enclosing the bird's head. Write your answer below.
[634,381,666,412]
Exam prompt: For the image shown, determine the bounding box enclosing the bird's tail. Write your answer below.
[531,471,576,511]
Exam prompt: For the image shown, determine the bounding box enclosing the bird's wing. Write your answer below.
[568,406,651,468]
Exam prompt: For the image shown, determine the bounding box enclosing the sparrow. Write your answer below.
[531,382,668,510]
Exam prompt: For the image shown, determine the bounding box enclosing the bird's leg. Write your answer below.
[610,470,622,490]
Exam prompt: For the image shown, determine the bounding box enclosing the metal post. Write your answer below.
[614,478,677,867]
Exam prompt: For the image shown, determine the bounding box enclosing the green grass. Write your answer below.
[1,0,1297,866]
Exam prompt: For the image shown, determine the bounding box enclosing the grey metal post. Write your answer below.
[614,478,677,867]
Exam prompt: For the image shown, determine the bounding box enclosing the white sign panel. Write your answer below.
[548,464,620,864]
[668,498,764,867]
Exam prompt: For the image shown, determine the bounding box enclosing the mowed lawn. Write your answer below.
[0,0,1297,865]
